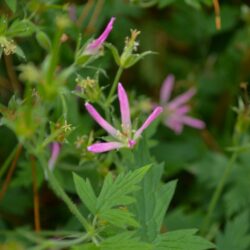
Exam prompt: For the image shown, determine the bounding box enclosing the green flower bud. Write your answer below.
[36,31,51,51]
[75,77,101,103]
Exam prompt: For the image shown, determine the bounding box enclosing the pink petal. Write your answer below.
[86,17,115,54]
[85,103,118,137]
[48,142,61,171]
[168,88,196,109]
[87,141,124,153]
[118,83,131,133]
[134,106,163,139]
[160,74,175,104]
[164,117,184,134]
[181,116,205,129]
[175,105,190,115]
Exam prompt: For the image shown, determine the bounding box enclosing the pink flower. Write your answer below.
[85,17,115,55]
[85,83,163,153]
[160,75,205,134]
[48,142,61,171]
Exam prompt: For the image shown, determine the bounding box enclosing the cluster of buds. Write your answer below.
[232,84,250,143]
[74,134,96,160]
[50,120,74,143]
[18,63,41,84]
[75,76,101,103]
[106,28,153,69]
[120,29,141,66]
[0,36,16,55]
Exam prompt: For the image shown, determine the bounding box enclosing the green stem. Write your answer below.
[0,144,18,179]
[40,127,65,149]
[106,66,123,105]
[60,93,68,119]
[201,151,238,235]
[46,29,62,85]
[37,156,93,233]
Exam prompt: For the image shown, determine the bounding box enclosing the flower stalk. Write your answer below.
[37,155,93,233]
[106,65,123,105]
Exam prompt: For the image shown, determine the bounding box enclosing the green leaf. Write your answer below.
[126,140,177,242]
[4,0,17,13]
[73,173,97,214]
[15,46,26,60]
[132,164,177,241]
[101,232,152,250]
[154,229,215,250]
[122,51,156,69]
[100,208,139,228]
[6,19,36,38]
[158,0,175,9]
[223,153,250,217]
[154,180,177,231]
[216,212,250,250]
[95,165,150,228]
[184,0,201,9]
[105,43,121,66]
[71,243,100,250]
[0,17,8,35]
[96,165,150,213]
[36,31,51,51]
[75,54,91,65]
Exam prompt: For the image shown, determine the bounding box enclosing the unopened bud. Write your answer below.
[76,77,101,102]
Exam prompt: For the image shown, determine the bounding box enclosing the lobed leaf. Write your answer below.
[154,229,215,250]
[73,173,97,214]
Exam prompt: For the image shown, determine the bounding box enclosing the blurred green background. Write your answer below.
[1,0,250,248]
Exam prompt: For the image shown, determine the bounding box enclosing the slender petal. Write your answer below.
[181,116,205,129]
[160,74,175,104]
[118,83,131,132]
[134,106,163,139]
[48,142,61,171]
[165,118,183,134]
[86,17,115,54]
[168,88,196,109]
[175,105,190,115]
[87,141,124,153]
[85,103,118,137]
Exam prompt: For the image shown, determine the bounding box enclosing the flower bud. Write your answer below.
[75,77,101,102]
[18,63,41,84]
[36,31,51,51]
[56,15,71,29]
[0,36,16,55]
[120,29,140,67]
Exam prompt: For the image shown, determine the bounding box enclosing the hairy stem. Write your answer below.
[0,144,22,201]
[0,144,19,179]
[30,155,41,232]
[38,156,93,233]
[213,0,221,30]
[4,54,21,94]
